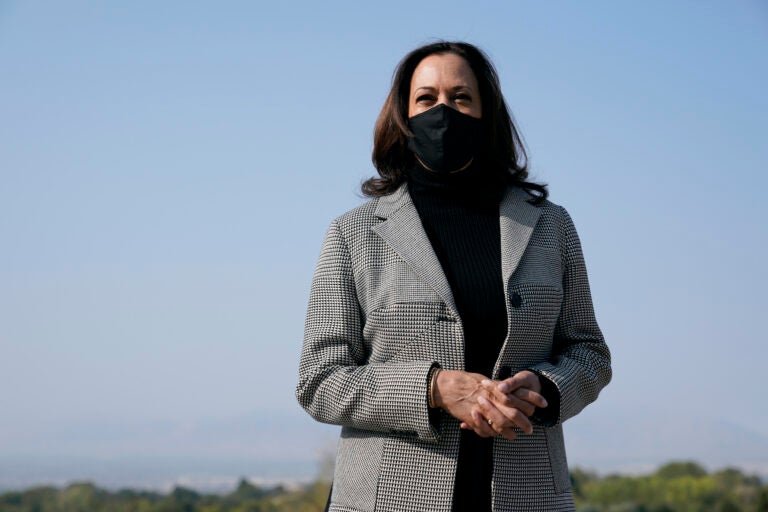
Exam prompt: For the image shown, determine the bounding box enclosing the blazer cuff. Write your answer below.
[527,370,560,427]
[426,363,443,431]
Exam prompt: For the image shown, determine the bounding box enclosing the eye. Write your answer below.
[454,93,472,102]
[416,94,436,103]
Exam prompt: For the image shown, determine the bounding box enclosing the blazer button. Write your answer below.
[510,292,523,308]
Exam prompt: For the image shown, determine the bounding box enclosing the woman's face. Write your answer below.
[408,53,482,119]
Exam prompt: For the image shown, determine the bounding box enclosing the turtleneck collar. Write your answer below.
[406,159,505,209]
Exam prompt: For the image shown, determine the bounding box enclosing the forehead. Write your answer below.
[410,53,478,90]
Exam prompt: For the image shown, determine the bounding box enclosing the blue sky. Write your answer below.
[1,0,767,490]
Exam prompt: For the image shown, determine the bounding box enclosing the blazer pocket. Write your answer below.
[508,246,564,327]
[508,282,563,327]
[357,263,443,314]
[545,426,572,494]
[513,245,563,286]
[362,301,447,364]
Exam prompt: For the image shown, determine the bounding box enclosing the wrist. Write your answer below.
[428,366,442,409]
[432,369,457,409]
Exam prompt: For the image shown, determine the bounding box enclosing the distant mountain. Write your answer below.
[563,405,768,478]
[1,405,765,492]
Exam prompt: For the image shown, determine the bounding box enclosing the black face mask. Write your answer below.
[407,104,482,174]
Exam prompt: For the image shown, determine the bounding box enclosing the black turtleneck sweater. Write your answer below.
[407,162,507,512]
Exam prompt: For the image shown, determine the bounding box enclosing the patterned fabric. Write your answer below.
[296,184,612,512]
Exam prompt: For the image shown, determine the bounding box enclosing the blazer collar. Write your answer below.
[372,183,542,315]
[373,182,411,219]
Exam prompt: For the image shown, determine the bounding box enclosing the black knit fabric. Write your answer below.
[407,162,507,512]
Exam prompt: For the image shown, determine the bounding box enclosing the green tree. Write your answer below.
[655,461,708,479]
[229,479,265,501]
[57,482,103,512]
[757,487,768,512]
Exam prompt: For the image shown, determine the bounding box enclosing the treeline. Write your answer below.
[572,462,768,512]
[0,461,766,512]
[0,479,329,512]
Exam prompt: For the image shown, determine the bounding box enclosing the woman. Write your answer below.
[296,41,611,512]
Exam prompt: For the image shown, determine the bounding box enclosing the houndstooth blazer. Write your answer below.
[296,183,611,512]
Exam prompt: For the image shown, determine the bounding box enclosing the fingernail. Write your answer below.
[477,396,487,405]
[541,399,548,407]
[481,379,491,386]
[499,384,510,393]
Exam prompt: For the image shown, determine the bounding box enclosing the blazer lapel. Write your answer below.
[493,186,543,377]
[499,186,542,287]
[372,184,458,315]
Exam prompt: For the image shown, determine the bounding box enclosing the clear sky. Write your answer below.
[1,0,767,491]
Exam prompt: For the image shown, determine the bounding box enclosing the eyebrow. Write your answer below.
[414,85,475,93]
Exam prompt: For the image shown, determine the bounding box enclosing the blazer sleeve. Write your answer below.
[295,219,440,442]
[528,206,612,426]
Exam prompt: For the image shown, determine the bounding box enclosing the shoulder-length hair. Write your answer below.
[362,41,547,203]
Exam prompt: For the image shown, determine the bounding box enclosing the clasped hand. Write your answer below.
[432,369,547,440]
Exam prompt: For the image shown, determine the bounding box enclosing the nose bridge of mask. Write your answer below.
[412,102,455,121]
[429,105,451,141]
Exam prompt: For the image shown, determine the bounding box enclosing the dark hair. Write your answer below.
[362,41,547,203]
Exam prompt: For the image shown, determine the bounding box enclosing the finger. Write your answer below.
[481,380,541,415]
[477,396,517,441]
[471,409,496,437]
[512,387,548,409]
[498,371,538,394]
[470,409,497,438]
[493,400,534,435]
[481,380,536,416]
[479,394,534,435]
[507,394,536,417]
[499,371,536,394]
